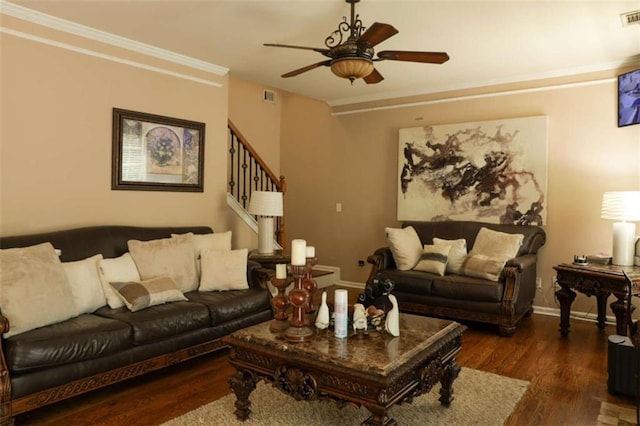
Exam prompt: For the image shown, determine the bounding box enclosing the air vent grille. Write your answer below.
[263,90,277,103]
[621,10,640,26]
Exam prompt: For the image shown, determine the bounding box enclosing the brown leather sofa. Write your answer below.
[0,225,272,424]
[366,221,546,336]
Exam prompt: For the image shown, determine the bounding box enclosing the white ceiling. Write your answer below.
[8,0,640,106]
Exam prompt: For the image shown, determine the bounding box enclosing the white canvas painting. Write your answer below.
[398,116,548,225]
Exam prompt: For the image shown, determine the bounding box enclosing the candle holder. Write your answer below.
[269,275,293,333]
[284,264,314,342]
[303,256,318,316]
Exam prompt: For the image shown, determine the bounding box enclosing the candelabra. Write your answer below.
[284,264,314,342]
[269,274,293,333]
[303,256,318,316]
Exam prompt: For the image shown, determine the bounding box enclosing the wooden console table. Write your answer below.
[554,263,640,336]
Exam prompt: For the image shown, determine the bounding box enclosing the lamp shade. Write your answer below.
[248,191,283,217]
[601,191,640,266]
[601,191,640,221]
[330,57,374,80]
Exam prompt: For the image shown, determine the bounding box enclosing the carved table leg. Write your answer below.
[362,407,396,426]
[439,358,461,407]
[611,294,635,336]
[555,285,577,335]
[596,293,610,329]
[228,370,257,421]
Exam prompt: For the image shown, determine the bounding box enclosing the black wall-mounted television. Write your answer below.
[618,68,640,127]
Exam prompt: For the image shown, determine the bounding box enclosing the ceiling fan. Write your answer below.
[264,0,449,85]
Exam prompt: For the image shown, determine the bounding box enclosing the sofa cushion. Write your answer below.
[431,275,505,302]
[185,289,271,325]
[385,226,422,270]
[433,238,467,274]
[470,227,523,261]
[110,276,187,312]
[172,231,232,277]
[4,314,132,373]
[98,253,141,309]
[128,234,198,293]
[0,242,79,338]
[199,249,249,291]
[381,269,434,295]
[413,244,450,276]
[63,254,107,314]
[462,254,506,282]
[94,302,210,344]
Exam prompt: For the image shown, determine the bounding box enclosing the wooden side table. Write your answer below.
[248,250,291,270]
[554,263,640,336]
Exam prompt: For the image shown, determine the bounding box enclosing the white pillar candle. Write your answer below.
[334,289,348,339]
[291,239,307,265]
[306,246,315,258]
[275,263,287,279]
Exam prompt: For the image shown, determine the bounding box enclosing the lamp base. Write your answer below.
[257,216,274,254]
[612,222,636,266]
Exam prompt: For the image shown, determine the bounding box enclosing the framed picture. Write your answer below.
[112,108,205,192]
[618,68,640,127]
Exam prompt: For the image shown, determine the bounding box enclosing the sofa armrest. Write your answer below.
[247,260,270,290]
[506,254,537,272]
[366,247,396,285]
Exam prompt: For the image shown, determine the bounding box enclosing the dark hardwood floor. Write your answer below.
[14,307,637,425]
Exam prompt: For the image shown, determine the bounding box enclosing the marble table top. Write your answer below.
[227,314,465,377]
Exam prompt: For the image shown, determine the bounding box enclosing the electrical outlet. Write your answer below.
[358,259,365,267]
[536,277,542,289]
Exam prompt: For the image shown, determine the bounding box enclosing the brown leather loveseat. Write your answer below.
[366,221,546,336]
[0,225,272,424]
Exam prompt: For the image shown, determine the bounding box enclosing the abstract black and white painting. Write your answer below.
[398,116,548,225]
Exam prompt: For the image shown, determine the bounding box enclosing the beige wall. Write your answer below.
[281,78,640,312]
[0,18,232,238]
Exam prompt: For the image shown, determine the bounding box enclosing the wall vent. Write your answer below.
[263,90,277,103]
[621,10,640,26]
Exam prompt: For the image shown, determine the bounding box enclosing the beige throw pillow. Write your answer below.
[172,231,232,277]
[462,254,506,282]
[98,253,141,309]
[471,227,524,261]
[385,226,423,271]
[63,254,107,314]
[199,248,249,291]
[128,234,198,293]
[433,238,467,274]
[413,244,451,276]
[0,242,79,338]
[110,275,187,312]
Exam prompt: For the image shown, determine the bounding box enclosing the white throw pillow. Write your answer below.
[199,248,249,291]
[110,275,187,312]
[0,242,79,338]
[98,253,141,309]
[413,244,451,276]
[128,233,199,293]
[63,254,107,314]
[471,227,524,261]
[433,238,468,275]
[385,226,423,271]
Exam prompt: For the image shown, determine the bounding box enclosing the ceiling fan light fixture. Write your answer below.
[330,57,374,83]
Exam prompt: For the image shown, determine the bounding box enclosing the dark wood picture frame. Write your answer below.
[112,108,205,192]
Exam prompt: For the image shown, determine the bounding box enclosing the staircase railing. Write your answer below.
[228,120,286,249]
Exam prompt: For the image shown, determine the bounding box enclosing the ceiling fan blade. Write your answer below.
[264,43,330,56]
[281,60,332,78]
[363,68,384,84]
[377,50,450,64]
[357,22,398,48]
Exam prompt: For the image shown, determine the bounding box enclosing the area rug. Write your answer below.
[163,367,529,426]
[598,401,638,426]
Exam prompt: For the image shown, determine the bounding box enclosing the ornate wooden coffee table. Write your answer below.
[223,314,466,425]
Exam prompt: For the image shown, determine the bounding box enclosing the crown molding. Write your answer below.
[0,0,229,76]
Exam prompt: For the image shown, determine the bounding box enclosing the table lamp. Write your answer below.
[601,191,640,266]
[248,190,283,254]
